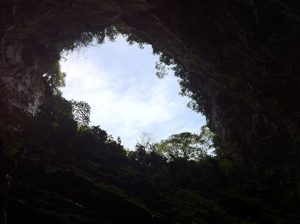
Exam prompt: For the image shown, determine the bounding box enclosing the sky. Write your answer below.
[60,36,206,150]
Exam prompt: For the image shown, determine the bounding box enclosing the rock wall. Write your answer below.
[1,0,300,152]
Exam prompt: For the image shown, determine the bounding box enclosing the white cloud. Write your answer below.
[60,36,206,150]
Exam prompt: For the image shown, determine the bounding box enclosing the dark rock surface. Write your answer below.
[1,0,300,152]
[9,179,110,224]
[8,172,170,224]
[1,3,300,220]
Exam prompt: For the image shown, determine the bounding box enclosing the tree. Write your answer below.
[107,140,126,162]
[146,150,167,170]
[92,125,108,141]
[70,100,91,126]
[36,95,74,124]
[135,132,155,151]
[135,143,146,163]
[153,48,208,116]
[42,61,66,97]
[199,125,215,154]
[75,125,99,155]
[157,132,207,161]
[34,95,77,149]
[117,136,122,145]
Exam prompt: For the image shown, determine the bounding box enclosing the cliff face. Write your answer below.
[1,0,300,152]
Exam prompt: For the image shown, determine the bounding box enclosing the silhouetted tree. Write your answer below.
[92,125,108,141]
[70,100,91,126]
[135,143,146,164]
[34,95,77,148]
[156,132,207,161]
[136,132,155,151]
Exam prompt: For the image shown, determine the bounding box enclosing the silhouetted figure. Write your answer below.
[13,147,25,178]
[0,159,17,224]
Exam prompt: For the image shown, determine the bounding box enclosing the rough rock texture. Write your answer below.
[9,174,162,224]
[1,0,300,153]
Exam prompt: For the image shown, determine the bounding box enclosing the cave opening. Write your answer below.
[59,35,206,150]
[1,1,300,222]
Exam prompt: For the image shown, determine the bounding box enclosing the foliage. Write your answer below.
[199,125,215,154]
[134,143,146,163]
[54,24,146,54]
[153,48,209,115]
[135,132,155,151]
[91,125,108,141]
[37,95,74,124]
[3,20,299,224]
[70,100,91,126]
[3,104,300,224]
[42,62,66,96]
[156,131,207,161]
[167,189,246,224]
[39,24,147,103]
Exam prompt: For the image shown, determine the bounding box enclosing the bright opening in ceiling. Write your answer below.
[60,36,206,150]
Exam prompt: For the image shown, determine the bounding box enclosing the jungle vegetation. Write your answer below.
[1,26,300,224]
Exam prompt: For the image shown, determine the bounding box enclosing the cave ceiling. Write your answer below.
[1,0,300,149]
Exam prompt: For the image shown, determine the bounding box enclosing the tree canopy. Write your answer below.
[156,131,208,161]
[70,100,91,126]
[135,132,155,152]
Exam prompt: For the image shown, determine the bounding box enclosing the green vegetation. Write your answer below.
[1,91,299,223]
[156,132,208,161]
[70,100,91,126]
[153,49,209,116]
[1,17,299,223]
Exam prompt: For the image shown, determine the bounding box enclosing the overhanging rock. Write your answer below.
[1,0,300,151]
